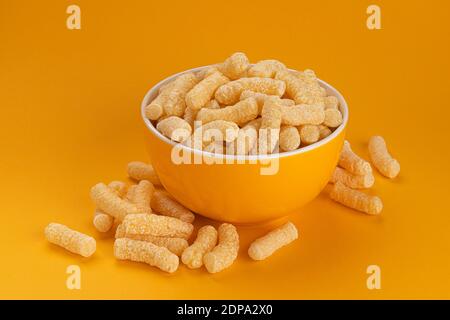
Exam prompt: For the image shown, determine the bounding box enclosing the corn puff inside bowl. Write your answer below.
[141,65,348,224]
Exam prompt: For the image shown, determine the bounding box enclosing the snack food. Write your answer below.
[93,181,126,232]
[248,222,298,260]
[368,136,400,179]
[45,223,96,257]
[203,223,239,273]
[122,213,193,239]
[114,238,179,273]
[181,225,218,269]
[330,181,383,215]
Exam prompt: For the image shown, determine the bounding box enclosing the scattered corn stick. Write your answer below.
[330,181,383,215]
[90,183,140,221]
[123,213,193,239]
[181,225,218,269]
[330,167,374,189]
[203,223,239,273]
[338,141,372,176]
[114,238,179,273]
[368,136,400,179]
[127,180,154,214]
[127,161,161,186]
[248,222,298,261]
[93,181,126,232]
[45,223,96,257]
[115,224,188,256]
[150,190,195,223]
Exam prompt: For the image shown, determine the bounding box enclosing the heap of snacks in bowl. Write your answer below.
[44,53,400,275]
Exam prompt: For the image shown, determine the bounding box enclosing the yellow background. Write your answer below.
[1,0,449,299]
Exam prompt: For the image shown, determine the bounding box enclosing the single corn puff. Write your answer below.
[324,95,339,110]
[162,73,199,117]
[280,104,325,126]
[196,97,258,125]
[127,180,154,214]
[203,223,239,273]
[259,97,282,154]
[185,71,229,111]
[318,125,332,139]
[127,161,161,186]
[330,181,383,215]
[90,183,140,221]
[248,222,298,261]
[215,77,286,105]
[368,136,400,179]
[298,125,320,145]
[93,181,126,232]
[181,225,218,269]
[323,108,343,128]
[123,213,193,239]
[330,167,375,189]
[45,223,96,257]
[150,190,195,223]
[156,116,192,142]
[217,52,250,80]
[247,59,286,78]
[115,224,188,256]
[338,141,372,176]
[114,238,179,273]
[239,90,294,114]
[279,125,301,152]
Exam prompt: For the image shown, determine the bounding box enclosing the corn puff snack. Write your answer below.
[234,118,261,155]
[181,225,218,269]
[196,97,258,125]
[93,181,126,232]
[215,77,286,105]
[240,90,294,113]
[127,180,154,214]
[217,52,250,80]
[45,223,96,258]
[330,167,375,189]
[323,108,343,128]
[161,73,199,117]
[318,125,332,139]
[338,141,372,176]
[279,126,301,151]
[127,161,161,186]
[324,95,339,110]
[368,136,400,179]
[330,181,383,215]
[185,71,229,111]
[144,81,175,120]
[248,222,298,260]
[192,120,240,145]
[280,104,325,126]
[298,125,320,145]
[115,224,188,256]
[156,116,192,142]
[203,223,239,273]
[90,183,140,221]
[259,98,282,154]
[114,238,179,273]
[247,59,286,78]
[123,213,193,239]
[150,190,195,223]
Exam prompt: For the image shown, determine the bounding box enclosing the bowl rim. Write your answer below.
[140,65,349,160]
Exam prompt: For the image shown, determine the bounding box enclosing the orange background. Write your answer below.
[1,0,449,299]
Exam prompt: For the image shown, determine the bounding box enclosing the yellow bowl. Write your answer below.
[141,66,348,224]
